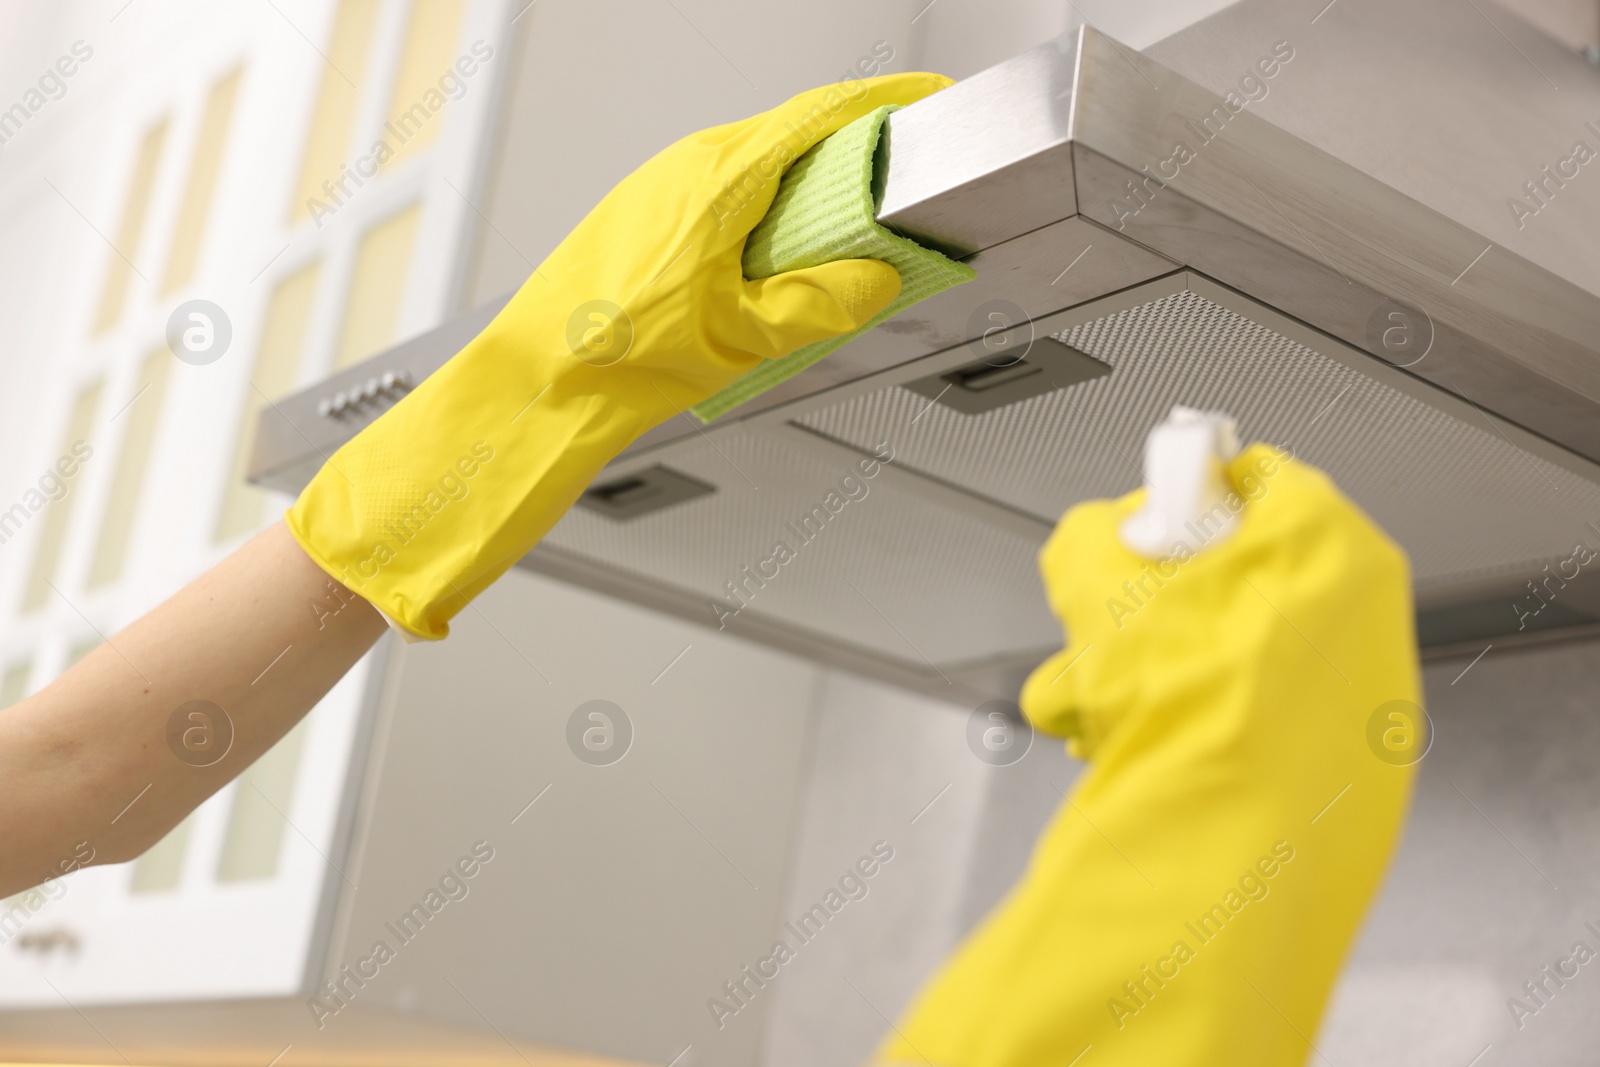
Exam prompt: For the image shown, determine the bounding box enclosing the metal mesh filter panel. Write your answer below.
[797,289,1600,588]
[543,428,1058,668]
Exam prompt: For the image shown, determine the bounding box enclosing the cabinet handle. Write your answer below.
[13,926,81,957]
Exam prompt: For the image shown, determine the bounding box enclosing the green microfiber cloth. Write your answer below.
[691,104,976,422]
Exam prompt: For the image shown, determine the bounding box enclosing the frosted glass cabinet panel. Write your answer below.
[0,659,376,1006]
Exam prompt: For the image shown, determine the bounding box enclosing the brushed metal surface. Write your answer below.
[875,33,1081,254]
[1067,26,1600,461]
[1146,0,1600,295]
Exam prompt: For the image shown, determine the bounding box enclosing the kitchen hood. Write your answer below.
[250,0,1600,705]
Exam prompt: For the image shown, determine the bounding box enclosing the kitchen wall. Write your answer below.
[1323,637,1600,1064]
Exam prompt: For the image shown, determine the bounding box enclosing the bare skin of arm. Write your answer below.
[0,522,387,897]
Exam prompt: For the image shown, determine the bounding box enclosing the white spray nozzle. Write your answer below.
[1118,406,1241,558]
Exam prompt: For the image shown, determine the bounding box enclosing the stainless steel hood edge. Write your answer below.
[1063,28,1600,466]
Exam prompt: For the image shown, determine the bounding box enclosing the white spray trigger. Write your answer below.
[1119,406,1241,558]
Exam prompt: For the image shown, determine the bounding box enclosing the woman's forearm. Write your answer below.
[0,522,386,897]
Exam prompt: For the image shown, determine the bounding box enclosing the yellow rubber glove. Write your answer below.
[287,73,953,638]
[877,445,1423,1067]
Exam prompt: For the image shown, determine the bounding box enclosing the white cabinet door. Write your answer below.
[0,653,375,1006]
